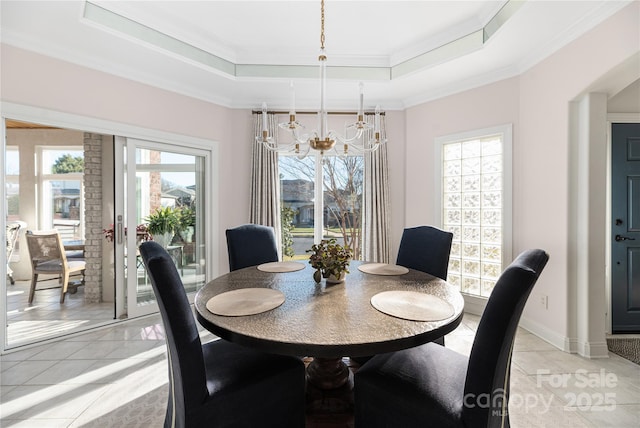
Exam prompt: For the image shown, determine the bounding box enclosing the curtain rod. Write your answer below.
[251,110,385,116]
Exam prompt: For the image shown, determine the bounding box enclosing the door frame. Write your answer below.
[607,113,640,334]
[1,102,219,353]
[114,137,215,319]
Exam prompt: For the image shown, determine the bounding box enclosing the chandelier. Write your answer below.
[257,0,386,157]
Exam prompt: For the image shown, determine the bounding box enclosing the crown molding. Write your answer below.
[82,0,523,82]
[402,64,521,109]
[515,0,633,75]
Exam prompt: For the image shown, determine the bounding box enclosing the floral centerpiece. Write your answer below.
[307,238,353,283]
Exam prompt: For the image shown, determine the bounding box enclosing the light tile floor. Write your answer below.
[6,279,114,348]
[1,313,639,427]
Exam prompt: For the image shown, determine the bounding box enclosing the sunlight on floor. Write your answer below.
[5,279,115,349]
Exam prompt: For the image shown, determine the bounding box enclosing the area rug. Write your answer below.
[606,338,640,365]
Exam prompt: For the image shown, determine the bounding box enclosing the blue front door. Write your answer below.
[611,122,640,332]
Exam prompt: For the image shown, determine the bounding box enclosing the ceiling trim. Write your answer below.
[83,1,236,76]
[514,0,633,76]
[83,0,524,82]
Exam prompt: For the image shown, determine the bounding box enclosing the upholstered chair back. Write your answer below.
[462,249,549,428]
[226,224,278,271]
[139,241,207,426]
[396,226,454,280]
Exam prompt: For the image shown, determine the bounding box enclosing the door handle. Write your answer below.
[116,215,124,244]
[615,234,636,242]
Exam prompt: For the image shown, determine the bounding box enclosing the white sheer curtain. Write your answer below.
[362,113,391,263]
[250,112,282,256]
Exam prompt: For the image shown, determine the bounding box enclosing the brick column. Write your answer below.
[83,133,104,303]
[150,150,162,211]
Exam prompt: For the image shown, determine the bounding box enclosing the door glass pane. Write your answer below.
[128,147,206,310]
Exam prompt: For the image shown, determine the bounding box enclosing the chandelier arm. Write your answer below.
[343,142,382,154]
[258,138,288,151]
[331,127,364,144]
[290,126,312,145]
[296,143,311,159]
[260,139,309,155]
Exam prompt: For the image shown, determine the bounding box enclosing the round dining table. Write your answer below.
[195,260,464,390]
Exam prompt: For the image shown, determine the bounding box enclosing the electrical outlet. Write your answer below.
[539,294,548,310]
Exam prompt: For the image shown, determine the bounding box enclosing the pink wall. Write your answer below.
[1,44,252,272]
[405,77,520,226]
[515,1,639,343]
[404,1,639,344]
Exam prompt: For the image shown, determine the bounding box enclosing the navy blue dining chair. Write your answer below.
[225,224,279,271]
[354,249,549,428]
[139,241,305,428]
[396,225,454,281]
[397,225,454,346]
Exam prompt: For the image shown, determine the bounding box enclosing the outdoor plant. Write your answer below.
[177,207,196,231]
[281,206,297,258]
[307,238,353,283]
[145,206,180,236]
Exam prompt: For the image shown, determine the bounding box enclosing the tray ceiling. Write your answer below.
[0,1,632,110]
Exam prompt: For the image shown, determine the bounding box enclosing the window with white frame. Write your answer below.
[39,147,84,239]
[279,153,364,260]
[436,125,512,298]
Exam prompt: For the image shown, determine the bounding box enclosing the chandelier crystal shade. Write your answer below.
[257,0,387,157]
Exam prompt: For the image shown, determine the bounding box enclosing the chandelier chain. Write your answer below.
[320,0,325,51]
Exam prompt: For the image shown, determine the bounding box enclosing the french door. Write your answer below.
[115,137,211,318]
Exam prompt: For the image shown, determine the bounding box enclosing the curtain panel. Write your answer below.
[362,113,391,263]
[250,112,282,256]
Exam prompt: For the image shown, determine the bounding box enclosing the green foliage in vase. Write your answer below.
[145,206,180,236]
[306,238,353,283]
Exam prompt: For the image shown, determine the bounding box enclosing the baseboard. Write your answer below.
[518,316,569,352]
[578,341,610,359]
[462,294,487,317]
[519,316,611,358]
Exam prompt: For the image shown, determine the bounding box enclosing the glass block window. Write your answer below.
[437,125,512,298]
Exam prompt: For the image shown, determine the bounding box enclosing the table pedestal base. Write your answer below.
[306,356,352,390]
[305,357,356,426]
